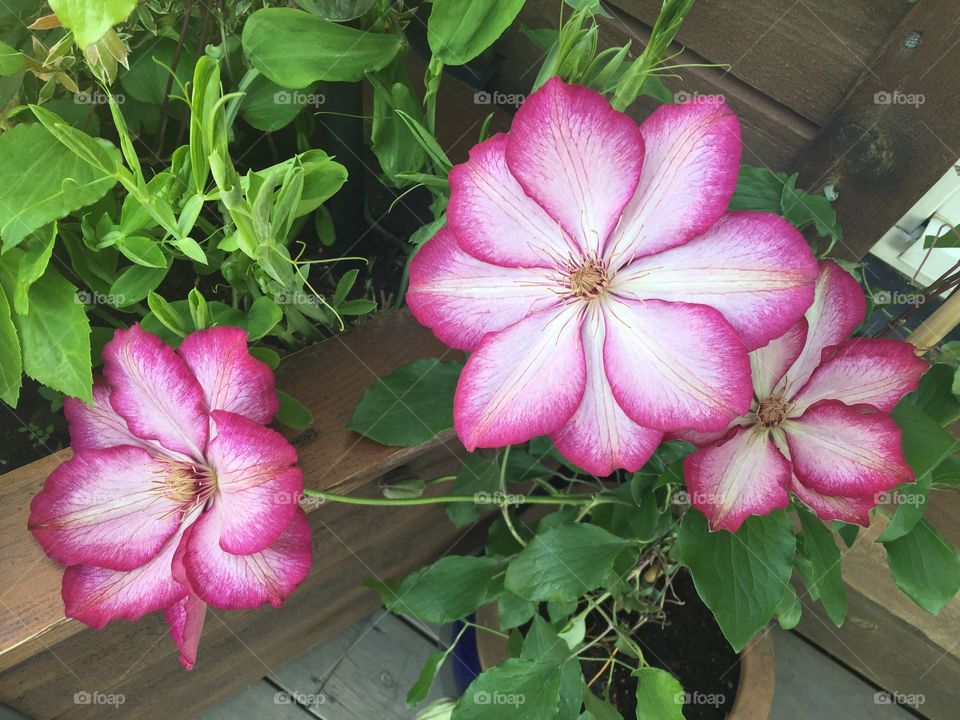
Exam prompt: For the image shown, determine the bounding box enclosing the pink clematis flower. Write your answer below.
[28,325,312,669]
[407,77,819,475]
[681,261,929,532]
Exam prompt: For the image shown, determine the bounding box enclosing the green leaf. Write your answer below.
[276,389,314,430]
[240,296,282,341]
[242,9,402,87]
[796,507,846,626]
[780,174,839,239]
[505,523,632,603]
[0,123,117,250]
[406,651,446,708]
[676,510,796,651]
[452,659,562,720]
[582,690,623,719]
[146,291,188,337]
[428,0,525,65]
[633,667,684,720]
[892,400,958,478]
[0,285,21,406]
[906,363,960,427]
[884,519,960,614]
[728,165,786,212]
[346,359,463,446]
[119,39,196,105]
[187,288,208,329]
[876,473,932,543]
[370,64,428,185]
[249,346,281,370]
[0,262,91,403]
[117,235,166,268]
[336,298,377,316]
[776,583,802,630]
[557,661,584,720]
[447,452,501,528]
[0,40,24,76]
[240,75,312,132]
[396,110,452,174]
[498,591,536,630]
[13,224,56,315]
[387,556,503,624]
[109,264,168,307]
[49,0,138,47]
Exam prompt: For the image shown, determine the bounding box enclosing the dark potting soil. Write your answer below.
[582,572,740,720]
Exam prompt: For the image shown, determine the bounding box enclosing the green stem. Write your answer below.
[499,446,528,547]
[302,489,617,507]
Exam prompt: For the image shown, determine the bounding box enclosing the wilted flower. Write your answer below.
[682,262,928,531]
[407,77,819,474]
[29,325,312,669]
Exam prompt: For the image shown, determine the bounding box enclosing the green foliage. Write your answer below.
[884,519,960,614]
[677,510,796,651]
[242,8,402,87]
[633,667,684,720]
[49,0,138,47]
[427,0,526,65]
[347,359,463,445]
[796,507,846,626]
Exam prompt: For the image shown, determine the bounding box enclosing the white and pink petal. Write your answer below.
[683,426,792,533]
[789,338,928,415]
[182,506,313,610]
[612,212,818,350]
[447,133,578,267]
[29,446,182,571]
[604,97,741,266]
[64,380,155,452]
[177,326,279,425]
[61,517,196,629]
[783,400,912,499]
[103,324,209,460]
[454,305,586,451]
[550,306,662,476]
[165,549,207,670]
[505,77,644,256]
[778,262,866,396]
[602,298,752,432]
[790,476,874,527]
[406,228,561,351]
[206,410,302,555]
[749,320,808,400]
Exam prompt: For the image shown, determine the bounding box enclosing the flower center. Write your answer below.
[757,395,789,427]
[155,460,216,508]
[568,259,609,300]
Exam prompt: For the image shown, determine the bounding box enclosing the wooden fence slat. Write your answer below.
[794,0,960,260]
[613,0,911,125]
[0,310,475,718]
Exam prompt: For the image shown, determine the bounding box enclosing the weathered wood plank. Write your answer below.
[0,310,478,719]
[793,0,960,260]
[494,0,818,169]
[613,0,910,125]
[793,488,960,720]
[269,614,459,719]
[201,680,317,720]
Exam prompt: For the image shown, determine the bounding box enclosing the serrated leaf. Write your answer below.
[387,556,503,624]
